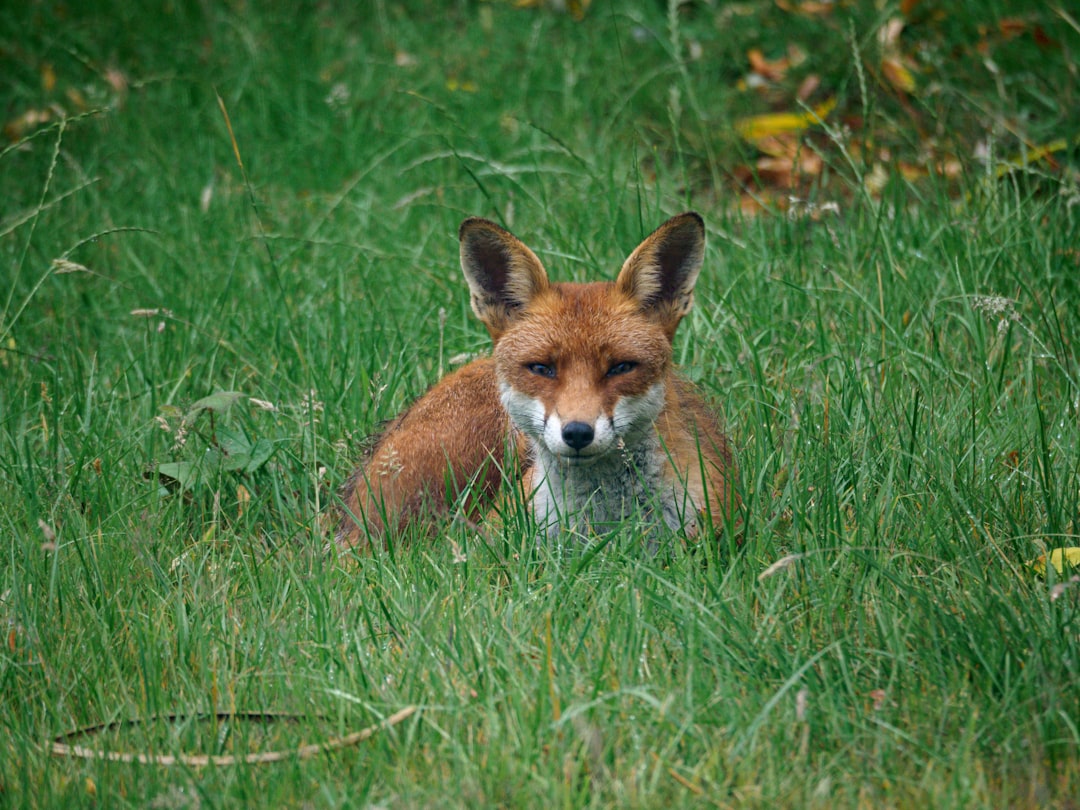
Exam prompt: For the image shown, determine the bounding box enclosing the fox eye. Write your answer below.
[526,362,556,378]
[607,361,638,377]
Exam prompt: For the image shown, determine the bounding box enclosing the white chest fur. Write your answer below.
[529,434,699,541]
[500,380,700,541]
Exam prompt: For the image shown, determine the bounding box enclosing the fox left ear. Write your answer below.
[615,212,705,337]
[460,218,550,341]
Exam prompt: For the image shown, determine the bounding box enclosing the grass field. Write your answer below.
[2,1,1079,807]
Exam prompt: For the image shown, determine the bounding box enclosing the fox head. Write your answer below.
[459,212,705,466]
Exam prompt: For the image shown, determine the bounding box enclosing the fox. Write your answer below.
[336,211,736,549]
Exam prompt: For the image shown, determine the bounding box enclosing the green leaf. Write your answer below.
[156,461,198,491]
[216,424,252,457]
[245,438,275,473]
[214,425,273,473]
[189,391,245,414]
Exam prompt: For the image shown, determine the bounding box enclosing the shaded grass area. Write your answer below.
[2,1,1079,807]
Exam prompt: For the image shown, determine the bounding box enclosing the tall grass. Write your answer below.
[1,1,1078,807]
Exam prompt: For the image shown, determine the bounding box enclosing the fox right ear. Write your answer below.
[459,218,550,340]
[615,212,705,339]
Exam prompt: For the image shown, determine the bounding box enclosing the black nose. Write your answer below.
[562,421,594,451]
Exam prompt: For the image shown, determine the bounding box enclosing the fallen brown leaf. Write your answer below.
[41,63,56,93]
[796,74,820,102]
[776,0,834,16]
[997,18,1027,39]
[748,48,787,82]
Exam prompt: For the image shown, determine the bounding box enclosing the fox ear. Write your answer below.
[460,218,550,340]
[615,212,705,337]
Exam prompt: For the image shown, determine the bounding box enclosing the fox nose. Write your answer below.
[561,421,594,451]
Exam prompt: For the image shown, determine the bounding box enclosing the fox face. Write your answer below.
[459,213,726,538]
[493,284,672,464]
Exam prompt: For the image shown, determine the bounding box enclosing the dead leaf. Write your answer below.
[515,0,589,16]
[104,68,129,94]
[796,74,820,102]
[997,18,1027,39]
[863,163,889,196]
[938,157,962,178]
[3,107,54,141]
[1032,25,1057,50]
[754,133,799,158]
[757,151,823,187]
[878,18,905,50]
[736,191,779,216]
[775,0,834,15]
[567,0,590,20]
[881,57,916,94]
[897,161,926,181]
[751,130,824,184]
[41,63,57,93]
[65,87,88,110]
[237,484,250,518]
[748,48,787,82]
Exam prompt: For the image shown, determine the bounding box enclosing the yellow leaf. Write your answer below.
[881,57,916,93]
[995,138,1068,178]
[1030,547,1080,576]
[735,97,836,144]
[446,78,477,93]
[0,336,15,369]
[41,62,57,93]
[567,0,590,20]
[66,87,88,110]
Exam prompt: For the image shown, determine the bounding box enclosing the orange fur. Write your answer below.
[336,212,736,549]
[336,359,513,548]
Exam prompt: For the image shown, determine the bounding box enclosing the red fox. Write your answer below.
[336,212,735,549]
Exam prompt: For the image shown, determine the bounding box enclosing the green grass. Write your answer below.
[2,1,1079,807]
